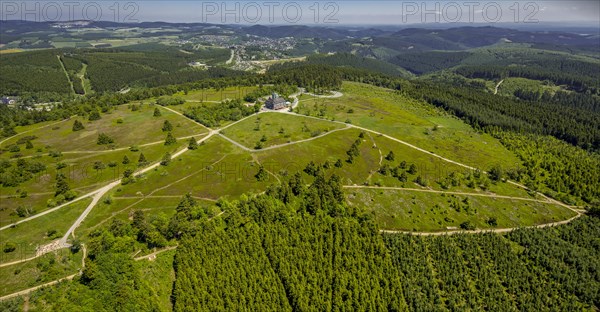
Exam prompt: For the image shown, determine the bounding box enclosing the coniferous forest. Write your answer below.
[170,173,600,311]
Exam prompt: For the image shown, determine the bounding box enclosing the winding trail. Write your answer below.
[0,244,86,301]
[0,85,589,302]
[0,117,73,147]
[6,134,206,160]
[494,79,504,95]
[225,49,235,65]
[218,124,351,152]
[380,213,582,236]
[344,185,559,204]
[2,86,582,263]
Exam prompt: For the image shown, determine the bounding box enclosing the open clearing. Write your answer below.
[295,82,522,169]
[222,112,346,149]
[348,188,576,232]
[0,198,91,264]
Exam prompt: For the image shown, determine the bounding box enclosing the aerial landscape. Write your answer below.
[0,0,599,310]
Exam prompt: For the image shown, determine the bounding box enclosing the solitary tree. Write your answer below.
[138,153,147,166]
[164,132,177,146]
[97,133,114,145]
[25,141,33,149]
[385,151,395,161]
[489,165,504,181]
[122,155,130,164]
[255,165,268,181]
[153,107,162,117]
[55,173,70,196]
[72,120,85,131]
[160,152,172,166]
[162,120,173,132]
[188,137,198,150]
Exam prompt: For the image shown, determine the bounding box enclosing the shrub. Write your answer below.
[72,120,85,131]
[3,242,16,253]
[460,221,476,231]
[97,133,114,145]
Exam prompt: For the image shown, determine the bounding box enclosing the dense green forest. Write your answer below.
[390,51,471,74]
[301,53,408,77]
[166,170,600,311]
[0,50,72,95]
[0,47,237,95]
[4,170,598,311]
[454,56,600,94]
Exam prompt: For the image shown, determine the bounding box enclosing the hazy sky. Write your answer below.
[1,1,599,25]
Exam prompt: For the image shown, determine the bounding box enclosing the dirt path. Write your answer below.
[344,185,557,204]
[0,117,73,147]
[219,124,351,152]
[8,134,207,161]
[494,79,504,95]
[380,213,582,236]
[0,244,86,301]
[56,55,75,95]
[134,245,178,261]
[225,49,235,65]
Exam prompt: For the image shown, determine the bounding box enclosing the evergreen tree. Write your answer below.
[162,120,173,132]
[138,153,147,166]
[385,151,395,161]
[153,107,162,117]
[97,133,114,145]
[165,132,177,146]
[72,120,85,131]
[188,137,199,150]
[122,155,130,164]
[88,110,101,121]
[161,152,172,166]
[55,173,70,196]
[255,165,269,181]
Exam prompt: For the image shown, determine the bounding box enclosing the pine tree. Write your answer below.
[97,133,114,145]
[188,137,198,150]
[55,173,70,196]
[162,120,173,132]
[161,152,172,166]
[255,165,269,181]
[138,153,147,166]
[153,107,162,117]
[72,120,85,131]
[165,132,177,146]
[385,151,395,161]
[335,159,343,168]
[122,155,130,164]
[88,110,101,121]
